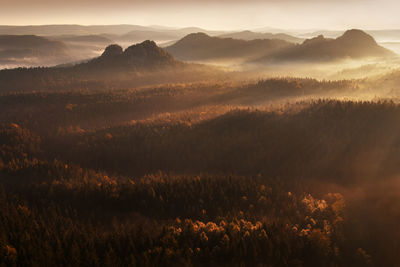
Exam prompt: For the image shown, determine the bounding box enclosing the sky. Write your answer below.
[1,0,400,30]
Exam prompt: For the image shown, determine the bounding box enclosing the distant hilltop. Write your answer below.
[256,29,396,63]
[84,40,178,71]
[165,32,294,61]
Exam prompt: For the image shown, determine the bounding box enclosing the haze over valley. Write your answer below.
[1,24,400,81]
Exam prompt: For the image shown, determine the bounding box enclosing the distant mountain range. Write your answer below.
[301,29,400,42]
[102,28,227,46]
[166,29,395,64]
[106,30,178,43]
[2,24,400,43]
[0,27,396,71]
[0,25,161,36]
[49,35,113,44]
[218,31,304,43]
[258,29,395,63]
[0,25,225,40]
[0,25,228,68]
[165,32,294,61]
[0,35,70,67]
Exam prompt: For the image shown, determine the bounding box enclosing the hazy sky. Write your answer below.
[1,0,400,30]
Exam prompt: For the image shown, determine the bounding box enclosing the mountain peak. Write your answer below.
[101,44,123,57]
[126,40,158,50]
[338,29,377,45]
[86,40,177,71]
[181,32,211,41]
[123,40,175,65]
[302,35,327,45]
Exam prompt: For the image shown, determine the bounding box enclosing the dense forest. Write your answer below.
[1,76,400,266]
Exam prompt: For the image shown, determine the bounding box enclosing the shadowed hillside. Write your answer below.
[0,78,364,135]
[46,100,400,182]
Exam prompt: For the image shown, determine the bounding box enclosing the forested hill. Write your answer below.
[80,40,178,71]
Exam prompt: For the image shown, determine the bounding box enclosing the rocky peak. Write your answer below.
[101,44,123,58]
